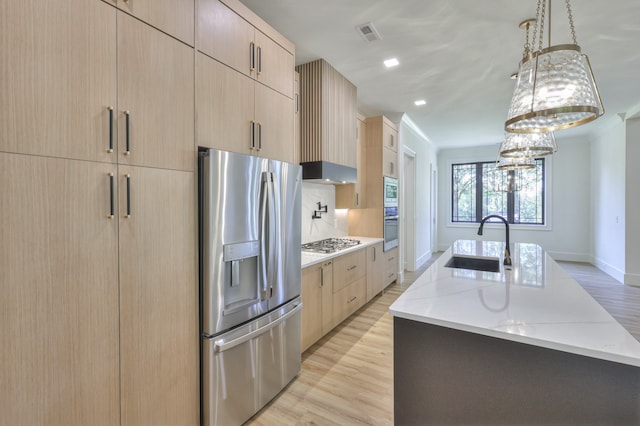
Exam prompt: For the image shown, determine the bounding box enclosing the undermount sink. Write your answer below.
[444,255,500,273]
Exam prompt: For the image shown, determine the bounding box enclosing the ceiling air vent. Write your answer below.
[356,22,382,42]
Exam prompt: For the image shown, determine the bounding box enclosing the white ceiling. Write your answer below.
[239,0,640,149]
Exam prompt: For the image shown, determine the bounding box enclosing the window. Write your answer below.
[451,159,545,224]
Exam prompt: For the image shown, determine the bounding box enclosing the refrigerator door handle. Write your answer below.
[260,171,277,301]
[213,302,302,353]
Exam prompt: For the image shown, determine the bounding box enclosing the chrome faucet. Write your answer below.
[477,214,512,266]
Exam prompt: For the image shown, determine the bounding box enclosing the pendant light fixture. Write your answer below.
[505,0,604,133]
[499,131,557,158]
[496,154,535,171]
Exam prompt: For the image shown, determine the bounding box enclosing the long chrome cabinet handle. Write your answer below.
[123,110,131,156]
[257,123,262,151]
[257,46,262,75]
[125,173,131,218]
[108,173,115,219]
[249,41,255,72]
[250,121,255,150]
[347,265,357,271]
[107,106,114,153]
[213,303,302,353]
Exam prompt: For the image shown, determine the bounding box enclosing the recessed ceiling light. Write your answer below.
[384,58,399,68]
[414,99,427,106]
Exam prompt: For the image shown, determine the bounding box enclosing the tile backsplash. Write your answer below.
[301,182,348,243]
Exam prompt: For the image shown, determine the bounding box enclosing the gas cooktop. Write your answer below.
[301,238,361,254]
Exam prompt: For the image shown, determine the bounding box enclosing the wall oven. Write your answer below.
[383,176,399,251]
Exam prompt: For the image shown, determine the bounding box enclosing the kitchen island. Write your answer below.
[389,240,640,425]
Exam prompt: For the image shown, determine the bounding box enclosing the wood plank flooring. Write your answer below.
[246,257,640,425]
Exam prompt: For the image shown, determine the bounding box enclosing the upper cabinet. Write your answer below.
[196,0,296,163]
[336,114,367,209]
[117,12,195,171]
[115,0,195,46]
[198,0,294,98]
[0,2,195,171]
[297,59,358,168]
[0,0,117,163]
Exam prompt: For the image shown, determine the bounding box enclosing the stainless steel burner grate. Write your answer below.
[301,238,361,254]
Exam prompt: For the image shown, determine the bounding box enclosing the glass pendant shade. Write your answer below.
[499,131,557,158]
[505,44,604,133]
[496,155,535,171]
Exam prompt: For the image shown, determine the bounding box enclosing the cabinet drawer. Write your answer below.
[332,249,366,293]
[332,276,366,327]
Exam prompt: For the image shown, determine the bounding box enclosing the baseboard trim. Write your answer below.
[414,251,432,270]
[545,250,591,263]
[592,257,625,284]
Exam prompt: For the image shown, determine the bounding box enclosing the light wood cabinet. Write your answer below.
[198,0,294,98]
[196,53,254,155]
[0,153,120,425]
[331,249,366,326]
[297,59,357,168]
[385,247,399,287]
[196,53,295,163]
[118,12,195,171]
[332,276,366,327]
[366,242,385,302]
[0,0,117,163]
[301,261,333,352]
[118,166,198,426]
[115,0,195,46]
[255,83,295,164]
[336,114,367,208]
[383,146,398,178]
[383,120,398,152]
[347,115,399,238]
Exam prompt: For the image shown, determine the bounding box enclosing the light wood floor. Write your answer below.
[246,257,640,425]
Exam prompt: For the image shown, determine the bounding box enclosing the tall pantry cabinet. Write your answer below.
[0,0,197,424]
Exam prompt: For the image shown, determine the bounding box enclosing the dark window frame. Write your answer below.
[451,159,546,225]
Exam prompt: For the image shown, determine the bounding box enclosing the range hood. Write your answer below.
[301,161,357,184]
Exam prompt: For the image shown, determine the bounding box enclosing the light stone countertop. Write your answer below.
[389,239,640,367]
[301,236,384,269]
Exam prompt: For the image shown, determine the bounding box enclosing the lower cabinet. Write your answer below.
[0,153,120,424]
[331,250,366,326]
[0,153,198,424]
[385,247,399,286]
[119,166,198,425]
[301,260,333,352]
[366,242,385,302]
[301,247,370,351]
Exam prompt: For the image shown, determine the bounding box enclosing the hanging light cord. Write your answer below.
[566,0,578,45]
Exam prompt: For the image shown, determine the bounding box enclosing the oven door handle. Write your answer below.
[213,303,302,353]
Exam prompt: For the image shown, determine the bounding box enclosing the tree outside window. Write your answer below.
[451,159,545,224]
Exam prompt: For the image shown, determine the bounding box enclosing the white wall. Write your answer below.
[399,115,437,270]
[590,120,626,281]
[625,117,640,285]
[437,138,591,261]
[300,182,348,244]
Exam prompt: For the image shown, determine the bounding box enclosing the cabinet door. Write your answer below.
[254,30,294,98]
[196,53,254,155]
[383,122,398,152]
[301,265,322,352]
[118,166,198,426]
[0,0,116,163]
[0,153,119,425]
[366,243,385,302]
[385,248,399,286]
[118,12,195,171]
[383,146,398,178]
[255,83,295,163]
[336,116,366,209]
[198,0,254,76]
[117,0,195,46]
[333,249,366,293]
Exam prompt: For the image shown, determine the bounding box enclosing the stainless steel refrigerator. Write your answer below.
[199,148,302,425]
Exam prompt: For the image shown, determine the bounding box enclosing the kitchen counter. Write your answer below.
[390,239,640,366]
[301,236,383,268]
[390,240,640,424]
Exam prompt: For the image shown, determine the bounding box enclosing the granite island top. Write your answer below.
[389,240,640,367]
[301,236,383,269]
